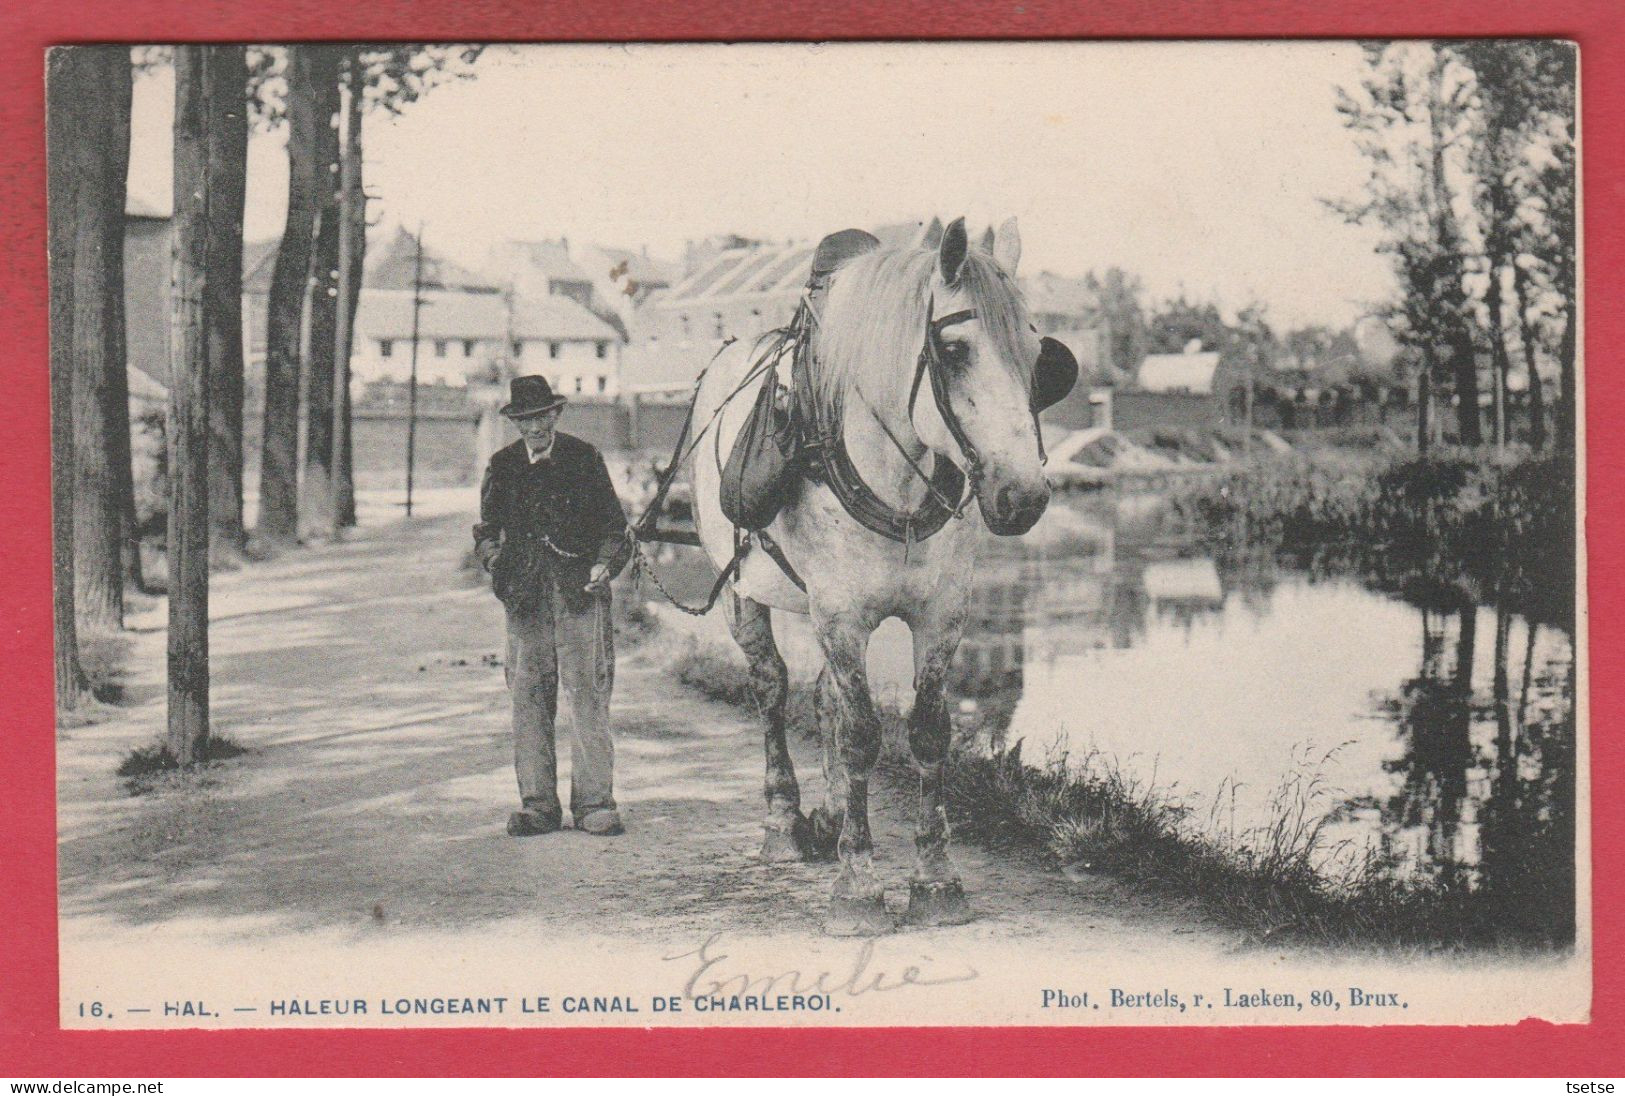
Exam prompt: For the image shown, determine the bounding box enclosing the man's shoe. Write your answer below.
[507,810,562,837]
[575,809,625,836]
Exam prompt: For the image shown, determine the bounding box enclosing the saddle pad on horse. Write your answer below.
[720,363,800,531]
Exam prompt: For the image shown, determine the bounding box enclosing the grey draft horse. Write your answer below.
[691,216,1055,934]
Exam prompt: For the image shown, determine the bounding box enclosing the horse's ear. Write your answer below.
[921,216,944,249]
[979,225,996,253]
[939,217,968,286]
[993,216,1021,273]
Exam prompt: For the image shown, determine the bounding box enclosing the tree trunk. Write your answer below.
[1417,354,1432,456]
[1484,261,1510,451]
[334,52,365,529]
[1511,259,1547,450]
[1426,53,1481,447]
[1558,294,1576,454]
[205,46,249,561]
[66,47,132,635]
[299,46,343,540]
[45,50,91,709]
[169,46,213,762]
[256,46,320,547]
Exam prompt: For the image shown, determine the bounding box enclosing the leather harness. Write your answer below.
[793,295,979,548]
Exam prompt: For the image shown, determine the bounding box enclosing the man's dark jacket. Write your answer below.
[473,433,632,611]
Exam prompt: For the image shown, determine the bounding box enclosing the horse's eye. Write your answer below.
[941,341,970,367]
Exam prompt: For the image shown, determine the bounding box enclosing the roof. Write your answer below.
[354,288,620,342]
[586,245,679,289]
[1136,351,1223,395]
[369,228,499,293]
[490,238,593,286]
[870,217,943,250]
[658,244,814,305]
[1024,272,1100,321]
[242,238,279,294]
[125,192,169,219]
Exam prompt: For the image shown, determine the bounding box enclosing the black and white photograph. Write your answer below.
[48,40,1584,1028]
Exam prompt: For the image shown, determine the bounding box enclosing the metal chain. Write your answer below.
[629,540,714,616]
[537,533,589,559]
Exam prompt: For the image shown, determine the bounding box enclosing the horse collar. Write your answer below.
[793,296,976,546]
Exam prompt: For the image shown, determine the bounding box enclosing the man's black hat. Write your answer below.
[500,375,568,418]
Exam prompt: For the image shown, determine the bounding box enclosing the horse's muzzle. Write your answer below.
[981,480,1050,536]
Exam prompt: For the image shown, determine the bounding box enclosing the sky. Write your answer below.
[128,42,1397,331]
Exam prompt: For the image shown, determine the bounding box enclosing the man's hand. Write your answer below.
[584,563,611,592]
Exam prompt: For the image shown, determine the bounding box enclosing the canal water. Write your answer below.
[648,492,1576,929]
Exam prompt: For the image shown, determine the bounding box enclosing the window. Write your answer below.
[433,340,447,358]
[512,340,523,357]
[595,342,608,359]
[463,339,477,357]
[379,339,394,358]
[549,342,560,359]
[597,375,607,393]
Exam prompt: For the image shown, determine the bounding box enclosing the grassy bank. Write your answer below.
[671,639,1572,951]
[1167,451,1576,627]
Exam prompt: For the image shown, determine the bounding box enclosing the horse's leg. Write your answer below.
[724,590,810,862]
[903,601,974,926]
[806,667,843,860]
[814,612,893,935]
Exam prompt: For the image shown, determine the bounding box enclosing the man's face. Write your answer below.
[512,408,562,450]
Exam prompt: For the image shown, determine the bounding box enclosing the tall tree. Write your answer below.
[1511,256,1548,450]
[333,50,366,529]
[298,46,344,539]
[1084,266,1147,381]
[59,48,134,634]
[1422,49,1482,446]
[248,45,484,541]
[255,46,322,547]
[168,46,214,761]
[45,50,95,707]
[205,46,250,559]
[1333,42,1482,446]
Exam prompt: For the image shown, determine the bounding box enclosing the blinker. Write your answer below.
[1031,336,1079,413]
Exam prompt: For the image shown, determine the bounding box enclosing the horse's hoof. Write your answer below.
[903,879,973,927]
[823,894,893,936]
[803,808,841,862]
[759,824,805,863]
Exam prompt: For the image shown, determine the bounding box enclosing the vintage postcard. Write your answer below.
[48,40,1585,1030]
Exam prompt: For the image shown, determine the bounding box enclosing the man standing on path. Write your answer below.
[473,376,633,837]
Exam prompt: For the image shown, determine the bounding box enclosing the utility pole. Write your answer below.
[405,222,424,517]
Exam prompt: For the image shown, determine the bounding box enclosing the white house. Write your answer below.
[351,287,625,396]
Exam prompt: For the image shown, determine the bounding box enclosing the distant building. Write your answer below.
[625,239,816,390]
[1112,345,1232,431]
[487,237,595,309]
[1136,349,1224,395]
[123,194,171,400]
[351,287,624,396]
[571,243,681,337]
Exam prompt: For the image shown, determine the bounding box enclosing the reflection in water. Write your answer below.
[1357,604,1575,942]
[933,496,1575,940]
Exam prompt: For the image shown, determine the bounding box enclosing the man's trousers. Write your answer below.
[504,580,616,822]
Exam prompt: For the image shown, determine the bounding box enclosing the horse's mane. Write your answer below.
[809,245,1035,430]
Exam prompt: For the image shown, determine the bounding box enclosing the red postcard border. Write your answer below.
[1,0,1620,1078]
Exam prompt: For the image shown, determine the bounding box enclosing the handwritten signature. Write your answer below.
[665,932,979,1000]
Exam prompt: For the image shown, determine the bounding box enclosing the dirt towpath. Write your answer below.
[57,508,1340,1028]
